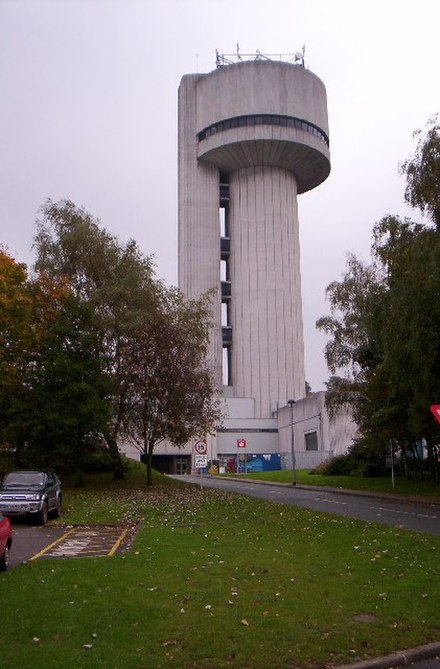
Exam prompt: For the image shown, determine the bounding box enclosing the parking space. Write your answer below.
[9,524,134,568]
[30,526,129,560]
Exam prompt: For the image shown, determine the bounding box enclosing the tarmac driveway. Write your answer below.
[9,523,68,568]
[8,523,130,568]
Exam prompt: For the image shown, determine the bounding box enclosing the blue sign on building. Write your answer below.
[246,454,281,472]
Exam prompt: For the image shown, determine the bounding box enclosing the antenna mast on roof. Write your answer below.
[215,47,306,68]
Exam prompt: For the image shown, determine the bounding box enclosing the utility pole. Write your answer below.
[287,399,296,486]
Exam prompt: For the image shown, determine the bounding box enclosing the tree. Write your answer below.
[317,120,440,479]
[373,216,440,476]
[0,250,32,444]
[34,200,160,477]
[401,116,440,229]
[0,247,111,470]
[122,290,222,486]
[316,254,394,451]
[33,200,221,483]
[9,283,111,471]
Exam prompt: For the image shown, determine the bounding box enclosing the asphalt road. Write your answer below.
[174,475,440,536]
[405,661,440,669]
[8,523,67,568]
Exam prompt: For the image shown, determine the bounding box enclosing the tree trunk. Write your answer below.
[104,431,125,480]
[145,440,154,486]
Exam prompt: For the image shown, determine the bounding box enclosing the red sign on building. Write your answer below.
[430,405,440,424]
[237,439,246,449]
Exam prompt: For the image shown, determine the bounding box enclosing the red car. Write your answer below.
[0,512,12,571]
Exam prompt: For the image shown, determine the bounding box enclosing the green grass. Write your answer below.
[1,461,440,669]
[229,469,440,497]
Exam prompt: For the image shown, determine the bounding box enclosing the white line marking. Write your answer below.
[314,497,348,506]
[373,506,437,519]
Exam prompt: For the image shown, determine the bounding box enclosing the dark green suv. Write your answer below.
[0,470,62,525]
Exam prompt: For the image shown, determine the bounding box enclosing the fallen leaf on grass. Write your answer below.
[162,640,178,647]
[241,619,250,626]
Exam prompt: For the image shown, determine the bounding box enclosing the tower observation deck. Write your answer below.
[178,53,330,419]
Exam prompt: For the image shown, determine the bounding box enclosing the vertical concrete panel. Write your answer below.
[230,166,305,417]
[178,75,222,387]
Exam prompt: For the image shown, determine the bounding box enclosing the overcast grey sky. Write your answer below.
[1,0,439,390]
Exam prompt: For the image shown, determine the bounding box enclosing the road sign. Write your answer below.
[430,405,440,424]
[194,439,207,454]
[385,454,395,469]
[194,454,208,468]
[237,438,246,449]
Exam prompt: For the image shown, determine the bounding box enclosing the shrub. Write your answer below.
[319,454,353,476]
[318,441,387,477]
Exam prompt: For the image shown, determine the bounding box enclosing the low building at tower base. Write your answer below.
[121,392,358,476]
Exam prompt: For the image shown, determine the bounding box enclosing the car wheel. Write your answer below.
[0,545,9,571]
[36,502,48,526]
[53,498,62,519]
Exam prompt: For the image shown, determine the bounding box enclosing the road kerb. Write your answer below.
[219,476,440,507]
[335,641,440,669]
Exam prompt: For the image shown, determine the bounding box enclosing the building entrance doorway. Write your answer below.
[176,457,189,475]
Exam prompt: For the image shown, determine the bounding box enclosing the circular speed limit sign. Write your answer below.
[194,439,207,455]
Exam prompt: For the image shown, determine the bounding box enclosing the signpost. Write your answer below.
[194,439,208,454]
[194,439,207,489]
[236,438,246,473]
[385,441,395,489]
[194,454,208,469]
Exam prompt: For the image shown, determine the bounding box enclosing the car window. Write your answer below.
[3,472,45,486]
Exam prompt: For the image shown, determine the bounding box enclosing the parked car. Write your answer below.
[0,470,62,526]
[0,513,12,571]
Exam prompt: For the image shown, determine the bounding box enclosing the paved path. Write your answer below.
[174,475,440,536]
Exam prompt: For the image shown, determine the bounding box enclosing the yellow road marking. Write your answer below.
[29,528,76,561]
[108,528,128,556]
[30,527,129,560]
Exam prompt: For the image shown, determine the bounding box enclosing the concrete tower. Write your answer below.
[178,55,330,421]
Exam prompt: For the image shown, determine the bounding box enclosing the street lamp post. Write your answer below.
[287,399,296,486]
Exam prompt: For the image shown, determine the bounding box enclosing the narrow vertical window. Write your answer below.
[219,207,226,237]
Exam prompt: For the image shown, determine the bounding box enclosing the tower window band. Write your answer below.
[197,114,329,147]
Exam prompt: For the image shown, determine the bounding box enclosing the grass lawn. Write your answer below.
[1,462,439,669]
[230,469,440,498]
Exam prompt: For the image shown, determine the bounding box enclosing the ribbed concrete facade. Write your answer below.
[178,59,330,420]
[228,166,303,415]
